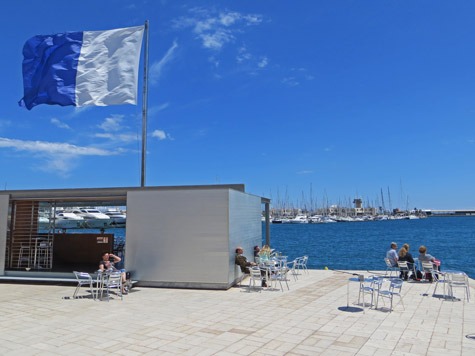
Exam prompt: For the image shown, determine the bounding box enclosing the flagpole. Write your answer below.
[141,20,149,187]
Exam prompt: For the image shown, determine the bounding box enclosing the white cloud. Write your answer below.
[236,46,252,62]
[148,103,169,116]
[150,40,178,85]
[297,170,313,175]
[94,133,137,143]
[0,137,118,175]
[151,129,173,140]
[257,56,268,68]
[324,147,332,152]
[98,115,125,132]
[173,8,263,51]
[282,77,300,86]
[68,106,92,118]
[50,118,71,130]
[0,137,114,156]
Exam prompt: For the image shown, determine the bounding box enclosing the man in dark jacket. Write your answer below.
[235,247,254,273]
[235,247,267,287]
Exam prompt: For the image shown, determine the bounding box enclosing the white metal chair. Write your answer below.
[397,261,410,280]
[268,264,290,292]
[358,276,379,309]
[421,261,438,282]
[73,271,95,299]
[286,259,299,281]
[447,272,470,302]
[248,267,265,292]
[384,258,398,277]
[432,272,449,298]
[101,271,123,301]
[376,278,405,312]
[17,243,31,268]
[295,256,309,274]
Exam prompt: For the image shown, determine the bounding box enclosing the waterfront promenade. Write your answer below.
[0,270,474,355]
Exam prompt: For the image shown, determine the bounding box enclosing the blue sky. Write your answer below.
[0,0,474,210]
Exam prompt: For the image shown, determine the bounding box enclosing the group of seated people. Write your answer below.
[235,245,276,287]
[386,242,440,281]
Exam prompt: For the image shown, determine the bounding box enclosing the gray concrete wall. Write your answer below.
[0,194,10,275]
[125,189,230,288]
[228,190,262,283]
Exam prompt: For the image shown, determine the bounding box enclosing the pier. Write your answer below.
[424,209,475,217]
[1,269,474,355]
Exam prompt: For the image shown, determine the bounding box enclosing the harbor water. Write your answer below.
[264,217,475,278]
[99,216,475,279]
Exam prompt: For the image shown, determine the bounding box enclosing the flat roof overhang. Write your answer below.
[0,184,250,201]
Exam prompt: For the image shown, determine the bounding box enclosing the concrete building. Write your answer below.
[0,184,270,289]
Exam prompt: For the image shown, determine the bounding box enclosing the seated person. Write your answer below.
[259,244,272,262]
[386,242,398,267]
[253,245,261,263]
[398,247,415,280]
[402,243,416,277]
[419,245,440,280]
[235,247,267,287]
[99,251,128,294]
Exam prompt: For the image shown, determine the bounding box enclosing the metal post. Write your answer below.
[141,20,150,187]
[265,202,270,246]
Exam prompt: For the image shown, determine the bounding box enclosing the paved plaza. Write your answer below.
[0,270,474,355]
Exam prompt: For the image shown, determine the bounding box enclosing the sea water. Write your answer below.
[100,217,475,278]
[264,217,475,278]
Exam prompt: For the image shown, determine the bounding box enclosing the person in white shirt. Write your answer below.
[386,242,398,267]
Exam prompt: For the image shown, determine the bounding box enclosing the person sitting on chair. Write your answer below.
[418,245,440,281]
[402,243,416,279]
[235,247,267,287]
[398,247,414,280]
[99,251,128,294]
[259,244,272,262]
[386,242,399,267]
[253,245,261,263]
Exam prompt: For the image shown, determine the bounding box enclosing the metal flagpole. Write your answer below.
[141,20,149,187]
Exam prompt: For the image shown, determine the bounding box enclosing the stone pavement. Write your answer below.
[0,270,474,355]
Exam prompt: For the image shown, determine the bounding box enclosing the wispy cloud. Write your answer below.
[94,115,138,144]
[173,8,263,51]
[257,56,268,68]
[282,77,300,86]
[97,115,126,132]
[148,103,169,116]
[51,118,71,130]
[68,106,92,118]
[284,67,315,85]
[236,46,252,62]
[0,137,117,175]
[0,137,114,156]
[94,133,137,143]
[150,40,178,85]
[151,129,173,140]
[297,170,313,175]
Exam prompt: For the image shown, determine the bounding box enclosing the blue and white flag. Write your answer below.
[19,25,144,110]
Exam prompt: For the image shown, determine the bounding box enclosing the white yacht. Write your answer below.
[68,208,111,228]
[55,212,85,229]
[104,210,126,227]
[288,215,309,224]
